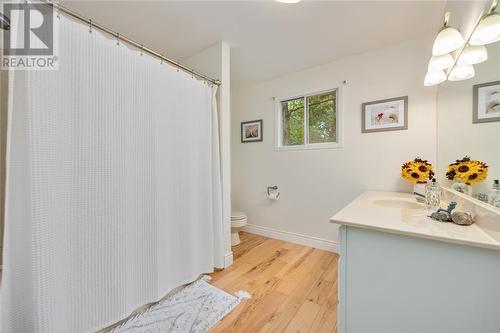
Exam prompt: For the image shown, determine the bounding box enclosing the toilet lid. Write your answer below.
[231,210,247,220]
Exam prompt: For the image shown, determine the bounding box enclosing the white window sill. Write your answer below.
[274,142,343,151]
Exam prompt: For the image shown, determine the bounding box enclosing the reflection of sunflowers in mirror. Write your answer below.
[446,156,488,186]
[401,157,434,184]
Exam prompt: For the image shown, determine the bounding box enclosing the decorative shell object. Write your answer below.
[430,211,452,222]
[451,211,475,225]
[429,202,457,222]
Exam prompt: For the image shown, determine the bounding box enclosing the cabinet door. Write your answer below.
[343,226,500,333]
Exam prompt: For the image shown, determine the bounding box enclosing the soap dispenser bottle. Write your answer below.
[425,178,441,210]
[489,180,500,208]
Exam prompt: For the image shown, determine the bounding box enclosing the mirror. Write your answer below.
[437,17,500,207]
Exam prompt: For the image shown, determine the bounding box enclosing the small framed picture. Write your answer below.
[241,119,263,143]
[362,96,408,133]
[473,80,500,124]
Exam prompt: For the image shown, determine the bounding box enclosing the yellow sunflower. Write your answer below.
[446,156,488,186]
[401,158,434,184]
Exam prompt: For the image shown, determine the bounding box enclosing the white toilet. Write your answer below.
[231,210,247,246]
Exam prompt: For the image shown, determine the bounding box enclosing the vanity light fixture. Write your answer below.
[275,0,301,3]
[457,45,488,65]
[470,0,500,45]
[470,13,500,44]
[448,64,475,81]
[432,12,465,56]
[424,70,447,86]
[428,53,455,71]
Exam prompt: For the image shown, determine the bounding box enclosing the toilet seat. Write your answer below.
[231,210,247,221]
[231,218,247,228]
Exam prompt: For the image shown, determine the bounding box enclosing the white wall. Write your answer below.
[183,41,233,267]
[231,37,438,246]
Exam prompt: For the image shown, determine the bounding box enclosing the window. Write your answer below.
[276,89,341,150]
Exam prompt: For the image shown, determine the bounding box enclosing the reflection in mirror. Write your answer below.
[437,39,500,207]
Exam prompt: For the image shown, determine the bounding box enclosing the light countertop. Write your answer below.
[330,191,500,251]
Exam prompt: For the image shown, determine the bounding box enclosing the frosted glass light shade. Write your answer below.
[457,45,488,65]
[448,65,475,81]
[424,70,447,86]
[470,13,500,45]
[428,53,455,71]
[432,27,465,56]
[275,0,301,3]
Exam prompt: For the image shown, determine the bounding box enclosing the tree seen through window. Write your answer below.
[280,90,337,146]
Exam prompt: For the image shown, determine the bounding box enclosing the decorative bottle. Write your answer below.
[489,180,500,208]
[425,178,441,210]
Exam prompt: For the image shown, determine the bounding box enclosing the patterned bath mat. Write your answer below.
[111,276,250,333]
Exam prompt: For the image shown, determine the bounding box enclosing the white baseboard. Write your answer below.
[243,224,338,253]
[224,251,233,268]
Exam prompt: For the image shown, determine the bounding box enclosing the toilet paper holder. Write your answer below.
[267,185,278,196]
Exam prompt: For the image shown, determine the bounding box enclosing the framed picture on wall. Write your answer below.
[362,96,408,133]
[241,119,263,143]
[473,80,500,123]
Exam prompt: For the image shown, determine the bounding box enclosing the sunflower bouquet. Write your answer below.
[446,156,488,186]
[401,157,435,184]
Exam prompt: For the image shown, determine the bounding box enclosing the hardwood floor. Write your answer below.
[209,232,339,333]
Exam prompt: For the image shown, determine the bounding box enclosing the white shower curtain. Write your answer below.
[1,14,224,333]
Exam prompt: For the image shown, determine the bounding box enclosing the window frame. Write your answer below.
[275,87,343,151]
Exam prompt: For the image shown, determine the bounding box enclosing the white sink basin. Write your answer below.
[330,190,500,251]
[372,198,422,210]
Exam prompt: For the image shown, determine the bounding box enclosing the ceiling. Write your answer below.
[64,1,446,89]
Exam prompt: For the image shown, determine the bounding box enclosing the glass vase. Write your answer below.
[451,182,472,196]
[413,183,426,202]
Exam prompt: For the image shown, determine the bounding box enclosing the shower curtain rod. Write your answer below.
[40,1,221,86]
